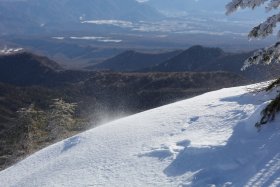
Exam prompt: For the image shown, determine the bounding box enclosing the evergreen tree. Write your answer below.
[226,0,280,127]
[17,104,46,152]
[226,0,280,69]
[47,99,77,139]
[17,99,78,152]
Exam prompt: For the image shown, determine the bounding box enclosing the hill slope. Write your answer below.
[149,45,226,72]
[1,83,280,186]
[146,46,280,81]
[89,50,181,71]
[0,52,61,86]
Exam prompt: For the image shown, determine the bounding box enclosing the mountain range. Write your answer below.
[90,46,280,81]
[89,50,181,71]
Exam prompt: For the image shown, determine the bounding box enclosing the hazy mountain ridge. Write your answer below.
[142,46,280,81]
[89,50,182,71]
[90,45,280,81]
[0,52,62,86]
[152,46,225,71]
[144,46,248,72]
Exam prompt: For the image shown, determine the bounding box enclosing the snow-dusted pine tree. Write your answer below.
[226,0,280,127]
[48,99,77,139]
[17,104,47,152]
[226,0,280,69]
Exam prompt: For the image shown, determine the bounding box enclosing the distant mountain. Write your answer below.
[85,45,280,82]
[89,50,181,71]
[148,46,225,72]
[0,52,62,86]
[0,51,248,100]
[144,46,280,81]
[9,38,125,69]
[0,0,163,35]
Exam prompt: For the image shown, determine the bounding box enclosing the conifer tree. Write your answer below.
[17,99,77,151]
[226,0,280,127]
[17,104,46,152]
[226,0,280,69]
[47,99,77,139]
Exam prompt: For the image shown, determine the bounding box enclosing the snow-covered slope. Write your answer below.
[1,84,280,187]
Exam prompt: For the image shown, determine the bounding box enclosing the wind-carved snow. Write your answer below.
[1,83,280,186]
[61,136,81,152]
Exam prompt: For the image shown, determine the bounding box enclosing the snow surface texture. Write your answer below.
[1,84,280,187]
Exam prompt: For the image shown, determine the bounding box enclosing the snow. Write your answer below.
[1,83,280,186]
[52,37,65,40]
[82,20,134,28]
[0,47,23,54]
[68,36,123,43]
[52,36,124,43]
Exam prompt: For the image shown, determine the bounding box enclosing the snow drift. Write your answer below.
[1,83,280,187]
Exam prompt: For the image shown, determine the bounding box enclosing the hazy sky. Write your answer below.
[142,0,269,21]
